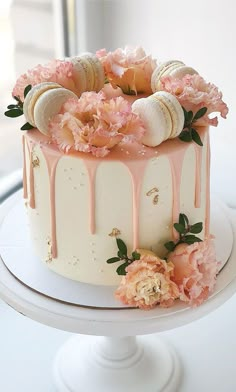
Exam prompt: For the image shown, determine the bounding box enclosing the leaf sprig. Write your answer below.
[164,213,203,252]
[179,107,207,147]
[4,85,34,131]
[107,238,140,275]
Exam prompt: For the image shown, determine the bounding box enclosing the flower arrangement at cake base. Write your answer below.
[107,214,220,310]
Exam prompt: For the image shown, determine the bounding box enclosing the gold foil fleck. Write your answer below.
[45,238,52,263]
[146,187,159,205]
[32,155,40,168]
[109,228,121,237]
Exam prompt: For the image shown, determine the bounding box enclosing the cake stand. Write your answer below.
[0,192,236,392]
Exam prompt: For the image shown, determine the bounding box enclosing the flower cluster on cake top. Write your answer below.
[5,46,228,152]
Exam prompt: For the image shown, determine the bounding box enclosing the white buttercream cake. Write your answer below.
[6,47,228,309]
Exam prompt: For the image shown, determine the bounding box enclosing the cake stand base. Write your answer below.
[53,335,181,392]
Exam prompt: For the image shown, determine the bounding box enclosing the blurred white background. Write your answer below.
[0,1,236,391]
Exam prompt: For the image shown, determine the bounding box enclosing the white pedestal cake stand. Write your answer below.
[0,192,236,392]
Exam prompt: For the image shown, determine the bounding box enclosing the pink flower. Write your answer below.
[49,92,145,156]
[115,254,179,310]
[160,74,228,126]
[96,46,156,95]
[12,59,81,101]
[167,238,219,307]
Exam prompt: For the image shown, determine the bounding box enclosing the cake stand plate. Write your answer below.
[1,192,236,391]
[0,191,233,309]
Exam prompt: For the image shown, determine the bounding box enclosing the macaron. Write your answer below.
[80,52,104,92]
[132,92,184,147]
[151,60,198,92]
[23,82,61,126]
[153,91,184,139]
[33,87,77,136]
[70,53,104,94]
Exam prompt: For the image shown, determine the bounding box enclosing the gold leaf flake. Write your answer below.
[153,194,159,205]
[45,238,52,263]
[109,228,121,237]
[146,187,159,205]
[32,155,40,168]
[146,187,158,196]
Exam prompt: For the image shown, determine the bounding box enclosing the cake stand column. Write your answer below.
[53,334,181,392]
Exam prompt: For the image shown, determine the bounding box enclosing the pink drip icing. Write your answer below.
[41,147,61,258]
[82,159,99,234]
[124,161,148,250]
[22,135,28,199]
[194,144,203,208]
[25,139,36,209]
[205,132,211,238]
[168,150,186,240]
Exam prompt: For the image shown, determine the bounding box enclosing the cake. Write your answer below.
[6,47,228,309]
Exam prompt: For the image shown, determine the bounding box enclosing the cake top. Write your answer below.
[5,46,228,157]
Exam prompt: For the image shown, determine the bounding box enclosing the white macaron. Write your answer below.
[151,60,198,92]
[132,92,184,147]
[23,82,62,126]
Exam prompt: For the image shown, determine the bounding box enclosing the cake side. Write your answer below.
[23,127,209,285]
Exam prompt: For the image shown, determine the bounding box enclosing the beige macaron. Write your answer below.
[70,52,104,94]
[151,60,198,92]
[132,92,184,147]
[23,82,61,126]
[33,87,77,135]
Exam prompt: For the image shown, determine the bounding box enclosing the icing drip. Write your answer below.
[205,132,211,237]
[124,161,148,250]
[22,136,28,199]
[25,139,36,209]
[41,147,61,258]
[194,144,203,208]
[83,160,99,234]
[168,150,186,240]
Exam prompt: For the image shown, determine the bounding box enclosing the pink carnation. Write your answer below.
[96,46,156,95]
[49,91,145,156]
[115,255,179,310]
[12,59,80,101]
[167,238,219,307]
[160,74,228,126]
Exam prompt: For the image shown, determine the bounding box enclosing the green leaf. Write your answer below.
[107,257,121,264]
[179,214,185,228]
[193,107,207,122]
[179,213,189,227]
[182,106,188,122]
[189,222,203,234]
[186,110,193,124]
[191,128,203,147]
[117,250,123,258]
[164,241,176,252]
[4,108,23,118]
[179,130,192,143]
[116,262,129,276]
[174,223,185,234]
[132,251,140,260]
[13,95,21,103]
[184,235,202,244]
[21,122,34,130]
[116,238,127,256]
[24,84,32,98]
[7,104,17,109]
